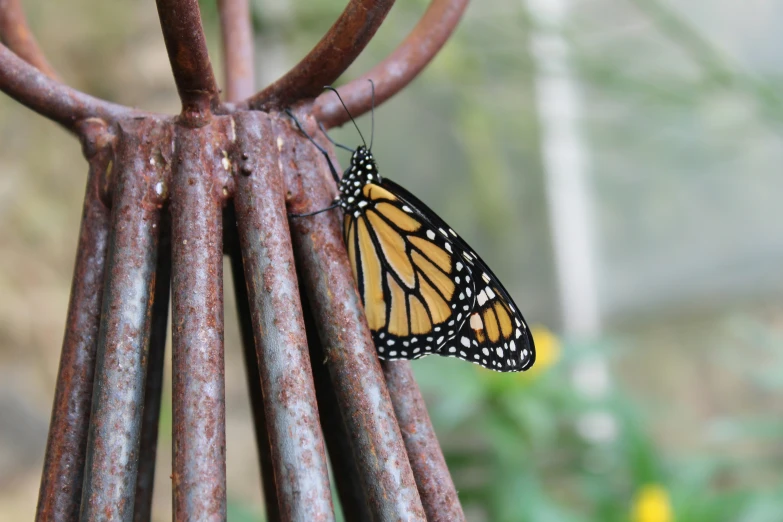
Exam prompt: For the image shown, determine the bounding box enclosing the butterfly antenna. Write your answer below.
[369,79,375,151]
[324,86,367,149]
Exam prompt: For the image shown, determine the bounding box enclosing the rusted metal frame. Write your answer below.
[0,43,145,132]
[0,0,59,79]
[234,112,335,521]
[217,0,255,102]
[300,293,373,522]
[227,244,282,522]
[170,118,232,520]
[240,0,396,112]
[35,121,114,522]
[133,217,172,522]
[279,111,426,521]
[80,118,172,521]
[382,362,466,522]
[314,0,469,128]
[155,0,221,126]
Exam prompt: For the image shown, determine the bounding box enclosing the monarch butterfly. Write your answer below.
[288,85,535,372]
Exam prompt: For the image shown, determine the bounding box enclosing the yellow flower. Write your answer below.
[631,484,674,522]
[475,325,560,388]
[526,325,561,375]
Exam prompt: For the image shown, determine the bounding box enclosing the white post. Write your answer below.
[525,0,601,337]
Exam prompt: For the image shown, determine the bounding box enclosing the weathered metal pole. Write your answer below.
[0,0,474,519]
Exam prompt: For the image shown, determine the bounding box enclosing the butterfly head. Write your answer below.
[338,145,381,211]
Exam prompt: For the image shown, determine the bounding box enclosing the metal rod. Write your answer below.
[36,121,113,522]
[382,362,466,522]
[228,244,281,522]
[170,122,227,520]
[0,43,145,132]
[234,112,335,521]
[314,0,469,128]
[241,0,395,111]
[301,293,373,522]
[217,0,255,102]
[133,217,172,522]
[80,119,171,521]
[279,111,426,521]
[0,0,60,79]
[155,0,220,125]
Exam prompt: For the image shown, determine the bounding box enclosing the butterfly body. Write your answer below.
[337,146,536,373]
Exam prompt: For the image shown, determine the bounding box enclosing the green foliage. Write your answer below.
[414,324,783,521]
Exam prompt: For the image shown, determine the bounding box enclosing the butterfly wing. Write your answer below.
[380,179,535,371]
[343,182,473,360]
[344,179,535,372]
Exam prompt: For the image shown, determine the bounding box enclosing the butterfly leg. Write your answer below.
[284,109,341,185]
[288,199,340,218]
[317,122,354,153]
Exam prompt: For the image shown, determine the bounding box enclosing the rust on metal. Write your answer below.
[241,0,395,111]
[0,0,60,79]
[155,0,220,125]
[217,0,255,102]
[228,247,282,522]
[0,43,148,132]
[383,361,466,522]
[35,120,114,522]
[80,118,172,521]
[234,111,335,522]
[314,0,469,129]
[133,217,172,522]
[0,0,476,516]
[301,295,373,522]
[280,109,426,521]
[170,118,230,520]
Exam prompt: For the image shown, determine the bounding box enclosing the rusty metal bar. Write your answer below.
[314,0,469,128]
[155,0,220,124]
[241,0,395,111]
[35,121,113,522]
[279,111,426,521]
[170,121,228,520]
[301,294,372,522]
[228,246,282,522]
[80,119,170,521]
[217,0,255,101]
[234,112,335,521]
[0,43,144,132]
[0,0,60,79]
[382,362,466,522]
[133,218,172,522]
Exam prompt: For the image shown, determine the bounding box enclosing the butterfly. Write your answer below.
[287,85,535,372]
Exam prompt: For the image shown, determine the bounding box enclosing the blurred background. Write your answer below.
[1,0,782,520]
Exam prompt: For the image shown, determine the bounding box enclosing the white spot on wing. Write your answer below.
[469,313,483,330]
